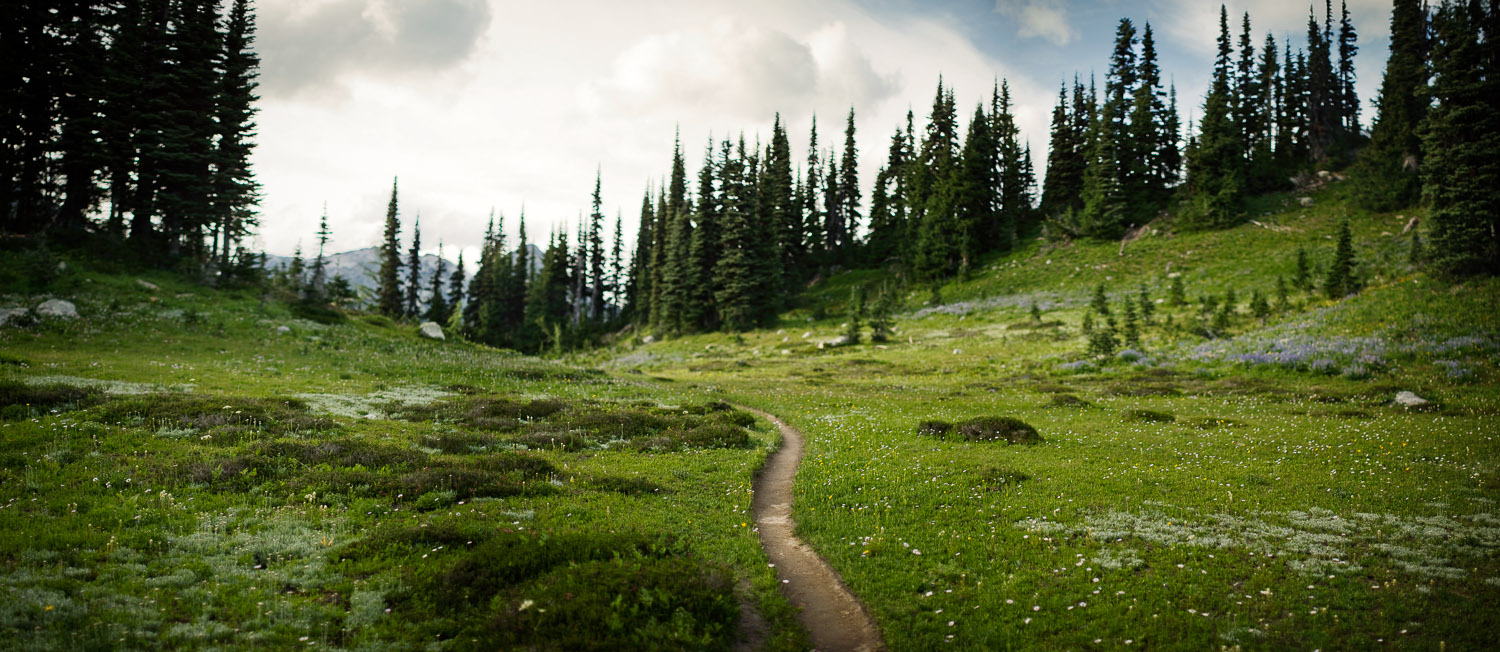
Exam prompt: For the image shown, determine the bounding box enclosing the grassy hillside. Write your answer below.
[592,178,1500,650]
[0,265,806,650]
[2,176,1497,650]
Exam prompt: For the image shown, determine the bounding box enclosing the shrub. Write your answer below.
[588,476,667,495]
[954,416,1042,444]
[1048,394,1092,408]
[1126,409,1176,423]
[978,465,1030,490]
[0,380,103,419]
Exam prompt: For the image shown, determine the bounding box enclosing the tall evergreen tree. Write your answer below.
[212,0,261,268]
[766,115,800,294]
[629,186,654,322]
[1041,82,1083,218]
[307,204,331,299]
[587,170,606,321]
[376,178,404,317]
[1183,5,1245,230]
[834,107,861,264]
[1421,0,1499,276]
[715,138,779,331]
[655,139,691,332]
[448,251,466,315]
[425,243,449,323]
[404,213,423,318]
[685,139,724,332]
[1356,0,1429,210]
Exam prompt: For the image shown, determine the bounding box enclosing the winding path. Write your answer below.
[741,406,885,652]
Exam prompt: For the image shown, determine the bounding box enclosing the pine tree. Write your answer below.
[1169,275,1186,306]
[1420,0,1499,276]
[1336,0,1360,136]
[212,0,262,268]
[685,139,724,332]
[629,186,654,322]
[376,178,404,317]
[993,80,1032,249]
[1294,246,1312,291]
[869,283,897,342]
[448,251,466,314]
[587,170,606,321]
[767,115,800,293]
[286,244,305,292]
[609,211,624,321]
[1356,0,1428,211]
[1092,283,1112,317]
[803,116,825,261]
[1183,5,1245,230]
[404,213,423,318]
[835,107,861,264]
[1041,82,1082,218]
[715,138,778,331]
[1250,288,1270,320]
[425,243,448,323]
[1122,299,1140,349]
[1323,219,1358,298]
[656,140,692,332]
[307,204,331,300]
[844,286,865,344]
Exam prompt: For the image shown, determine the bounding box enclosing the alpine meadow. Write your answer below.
[4,0,1499,650]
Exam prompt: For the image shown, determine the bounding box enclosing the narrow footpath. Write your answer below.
[741,406,885,652]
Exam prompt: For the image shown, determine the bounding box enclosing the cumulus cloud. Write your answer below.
[580,19,896,123]
[258,0,491,99]
[994,0,1077,46]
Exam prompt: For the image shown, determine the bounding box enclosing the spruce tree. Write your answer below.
[685,139,724,331]
[426,243,448,323]
[609,211,624,320]
[1356,0,1428,211]
[845,286,865,344]
[212,0,262,268]
[630,186,654,323]
[376,178,404,318]
[1041,83,1082,218]
[1122,299,1140,350]
[404,214,423,319]
[1184,5,1245,230]
[715,138,778,332]
[307,205,331,300]
[587,171,606,321]
[767,115,801,293]
[1169,275,1186,306]
[835,108,861,264]
[448,251,466,315]
[1323,219,1358,298]
[1138,281,1154,323]
[1420,0,1499,276]
[1294,246,1312,291]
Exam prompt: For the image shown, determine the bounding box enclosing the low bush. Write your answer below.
[955,416,1042,444]
[0,380,104,419]
[1125,409,1176,423]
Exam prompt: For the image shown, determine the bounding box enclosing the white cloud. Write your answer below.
[248,0,1052,258]
[994,0,1077,46]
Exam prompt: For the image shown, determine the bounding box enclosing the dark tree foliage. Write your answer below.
[685,139,724,332]
[1420,0,1499,276]
[1183,5,1245,230]
[1355,0,1429,211]
[404,214,423,319]
[377,179,404,318]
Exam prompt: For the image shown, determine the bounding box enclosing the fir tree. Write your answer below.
[845,286,865,345]
[425,243,448,323]
[376,178,404,318]
[1184,5,1245,230]
[629,186,654,322]
[1356,0,1428,211]
[1420,0,1499,276]
[1169,275,1186,306]
[1092,283,1112,317]
[767,115,801,293]
[1122,299,1140,349]
[306,204,331,300]
[870,283,897,342]
[212,0,262,268]
[449,251,466,314]
[1250,288,1270,320]
[685,138,724,332]
[1323,219,1358,298]
[1294,246,1312,290]
[1275,275,1290,310]
[587,170,606,321]
[404,213,423,319]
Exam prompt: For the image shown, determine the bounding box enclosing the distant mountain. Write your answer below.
[263,245,542,309]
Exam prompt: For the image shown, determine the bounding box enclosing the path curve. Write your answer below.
[741,406,885,652]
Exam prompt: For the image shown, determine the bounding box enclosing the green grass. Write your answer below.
[590,180,1500,650]
[3,177,1497,650]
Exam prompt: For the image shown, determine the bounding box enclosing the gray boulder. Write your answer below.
[419,321,445,340]
[0,307,31,327]
[276,325,292,335]
[642,335,656,344]
[1393,391,1429,408]
[35,299,78,320]
[137,279,160,291]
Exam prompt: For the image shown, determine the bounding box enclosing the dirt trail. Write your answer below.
[742,406,885,652]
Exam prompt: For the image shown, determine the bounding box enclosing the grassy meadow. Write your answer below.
[3,178,1498,650]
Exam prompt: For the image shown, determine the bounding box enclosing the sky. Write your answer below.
[248,0,1398,266]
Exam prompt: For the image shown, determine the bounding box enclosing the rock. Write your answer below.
[1393,391,1429,408]
[35,299,78,319]
[824,335,851,348]
[137,279,160,291]
[952,348,963,355]
[1298,196,1314,207]
[418,321,445,340]
[801,331,812,339]
[276,325,291,335]
[0,307,31,327]
[642,335,656,344]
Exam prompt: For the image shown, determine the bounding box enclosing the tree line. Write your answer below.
[2,0,262,274]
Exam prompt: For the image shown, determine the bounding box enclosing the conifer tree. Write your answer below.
[1356,0,1428,211]
[767,115,801,293]
[212,0,262,268]
[1420,0,1499,276]
[715,138,778,331]
[377,178,404,318]
[685,139,724,331]
[1122,299,1140,349]
[869,283,897,342]
[655,139,691,332]
[835,108,861,264]
[609,211,624,320]
[449,251,466,314]
[1041,83,1082,218]
[1324,219,1358,298]
[426,243,448,323]
[803,116,825,259]
[1138,281,1154,323]
[845,286,865,345]
[404,214,423,318]
[307,204,331,300]
[1184,5,1245,230]
[1169,275,1186,306]
[587,170,606,321]
[629,186,654,322]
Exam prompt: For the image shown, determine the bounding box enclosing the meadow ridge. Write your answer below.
[2,176,1497,650]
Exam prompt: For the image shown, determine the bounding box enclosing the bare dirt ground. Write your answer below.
[742,406,885,652]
